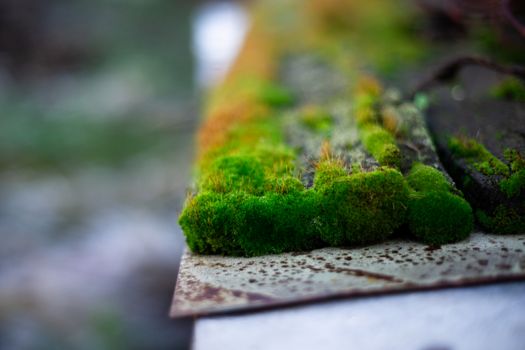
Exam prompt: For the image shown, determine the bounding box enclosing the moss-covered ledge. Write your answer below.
[179,0,476,256]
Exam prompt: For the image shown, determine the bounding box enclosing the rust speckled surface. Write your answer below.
[170,233,525,318]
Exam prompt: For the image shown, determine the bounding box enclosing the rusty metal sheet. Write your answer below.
[170,233,525,318]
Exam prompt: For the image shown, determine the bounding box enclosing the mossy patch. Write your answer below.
[179,192,247,255]
[353,80,401,168]
[447,137,524,233]
[477,205,525,235]
[359,124,401,167]
[490,77,525,102]
[182,156,412,256]
[448,136,525,198]
[406,163,452,193]
[499,170,525,198]
[406,163,473,244]
[313,158,347,190]
[408,191,473,245]
[448,136,509,176]
[316,167,409,246]
[179,1,483,256]
[500,149,525,198]
[199,154,266,195]
[237,190,321,256]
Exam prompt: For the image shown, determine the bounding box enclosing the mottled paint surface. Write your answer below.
[171,233,525,317]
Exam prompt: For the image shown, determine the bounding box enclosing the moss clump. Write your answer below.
[491,77,525,102]
[353,79,401,168]
[499,149,525,198]
[406,163,452,193]
[315,165,409,246]
[406,163,473,244]
[408,191,473,245]
[179,189,320,256]
[181,165,411,256]
[359,124,401,167]
[448,138,525,233]
[180,1,498,256]
[448,136,509,176]
[500,170,525,198]
[312,158,348,190]
[179,192,247,255]
[237,190,321,256]
[477,205,525,235]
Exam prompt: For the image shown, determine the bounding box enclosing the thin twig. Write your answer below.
[409,56,525,99]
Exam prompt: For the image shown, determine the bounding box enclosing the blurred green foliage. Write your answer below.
[0,0,195,173]
[0,112,179,171]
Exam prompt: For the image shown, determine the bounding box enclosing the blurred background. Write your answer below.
[0,0,246,348]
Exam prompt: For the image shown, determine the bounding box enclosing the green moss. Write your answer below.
[179,189,319,257]
[354,93,377,113]
[406,163,452,193]
[448,136,509,176]
[499,149,525,198]
[199,154,266,195]
[500,170,525,198]
[313,159,348,190]
[491,77,525,102]
[180,1,505,255]
[351,163,362,174]
[179,192,247,255]
[238,190,321,256]
[353,87,400,169]
[181,164,412,256]
[316,168,409,246]
[504,148,525,172]
[449,138,525,199]
[359,124,401,167]
[227,78,294,108]
[406,163,473,244]
[265,175,304,194]
[253,143,296,176]
[258,81,295,107]
[300,106,333,133]
[447,139,524,233]
[408,191,473,245]
[477,205,525,235]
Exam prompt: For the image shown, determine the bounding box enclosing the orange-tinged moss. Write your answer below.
[198,99,269,160]
[356,76,383,98]
[381,107,400,136]
[306,0,360,33]
[223,26,276,84]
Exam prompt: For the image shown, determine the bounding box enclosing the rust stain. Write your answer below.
[178,281,276,305]
[326,265,404,283]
